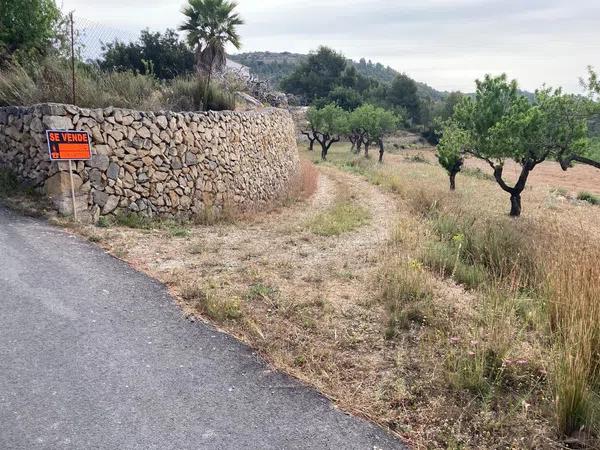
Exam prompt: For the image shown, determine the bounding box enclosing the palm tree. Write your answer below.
[179,0,244,110]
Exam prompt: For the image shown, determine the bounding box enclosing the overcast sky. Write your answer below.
[60,0,600,93]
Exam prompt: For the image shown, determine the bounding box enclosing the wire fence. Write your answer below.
[61,12,147,105]
[71,15,139,63]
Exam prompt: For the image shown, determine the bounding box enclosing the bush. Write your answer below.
[428,209,538,288]
[421,241,487,289]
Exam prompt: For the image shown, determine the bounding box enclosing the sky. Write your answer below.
[60,0,600,93]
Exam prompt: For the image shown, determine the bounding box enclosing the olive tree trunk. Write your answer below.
[493,161,534,217]
[449,171,457,191]
[510,193,522,217]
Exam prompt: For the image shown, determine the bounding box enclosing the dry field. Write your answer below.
[394,147,600,196]
[59,143,600,449]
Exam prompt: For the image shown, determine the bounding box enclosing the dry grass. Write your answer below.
[288,159,320,202]
[53,142,600,449]
[321,143,600,448]
[546,244,600,439]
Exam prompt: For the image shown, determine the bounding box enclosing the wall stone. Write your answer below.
[0,103,299,221]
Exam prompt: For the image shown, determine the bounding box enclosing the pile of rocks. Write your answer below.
[0,103,299,222]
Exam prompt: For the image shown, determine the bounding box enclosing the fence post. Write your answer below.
[70,12,76,105]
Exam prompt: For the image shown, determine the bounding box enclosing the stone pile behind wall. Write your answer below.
[0,103,299,221]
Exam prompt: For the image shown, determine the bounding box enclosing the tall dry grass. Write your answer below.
[0,58,236,111]
[546,243,600,437]
[289,159,319,201]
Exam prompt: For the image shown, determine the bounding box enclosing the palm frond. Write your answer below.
[178,0,244,71]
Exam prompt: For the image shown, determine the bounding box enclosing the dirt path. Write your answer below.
[82,164,402,421]
[104,164,397,318]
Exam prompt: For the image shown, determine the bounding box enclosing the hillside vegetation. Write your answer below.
[228,51,446,100]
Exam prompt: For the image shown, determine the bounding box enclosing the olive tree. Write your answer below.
[350,104,399,162]
[437,122,469,190]
[452,74,592,217]
[306,103,349,160]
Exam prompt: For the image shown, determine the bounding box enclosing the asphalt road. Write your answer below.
[0,206,406,450]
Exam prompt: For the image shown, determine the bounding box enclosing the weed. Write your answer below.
[307,200,370,236]
[96,216,112,228]
[294,355,307,367]
[577,191,600,205]
[550,187,568,197]
[421,241,487,289]
[180,281,242,321]
[547,247,600,436]
[0,169,20,196]
[0,169,40,199]
[113,211,156,229]
[379,260,434,339]
[286,159,319,202]
[246,283,278,302]
[166,224,190,238]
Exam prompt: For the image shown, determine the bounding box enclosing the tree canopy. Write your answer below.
[179,0,243,110]
[306,103,349,160]
[349,104,400,161]
[280,47,347,104]
[449,74,594,216]
[179,0,243,75]
[99,29,194,80]
[437,122,469,190]
[0,0,62,60]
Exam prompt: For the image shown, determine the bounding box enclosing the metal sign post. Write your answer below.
[46,130,92,221]
[68,160,78,221]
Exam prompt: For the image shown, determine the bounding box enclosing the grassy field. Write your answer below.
[15,142,599,449]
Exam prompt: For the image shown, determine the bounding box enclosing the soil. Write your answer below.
[393,148,600,195]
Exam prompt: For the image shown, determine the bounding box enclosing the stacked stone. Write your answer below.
[0,103,299,221]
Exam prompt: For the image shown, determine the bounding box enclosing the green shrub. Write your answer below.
[0,168,39,198]
[112,211,156,229]
[96,216,112,228]
[246,283,278,301]
[577,191,600,205]
[428,210,537,288]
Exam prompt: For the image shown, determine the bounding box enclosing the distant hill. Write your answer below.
[228,51,447,101]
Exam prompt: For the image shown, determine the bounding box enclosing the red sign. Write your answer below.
[46,130,92,161]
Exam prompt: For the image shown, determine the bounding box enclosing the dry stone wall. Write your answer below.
[0,103,299,221]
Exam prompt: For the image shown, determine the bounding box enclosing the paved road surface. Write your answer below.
[0,207,405,450]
